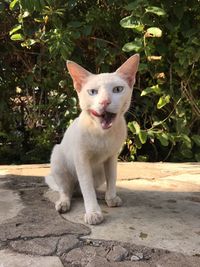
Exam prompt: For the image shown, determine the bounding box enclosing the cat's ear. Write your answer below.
[116,54,140,88]
[66,61,92,92]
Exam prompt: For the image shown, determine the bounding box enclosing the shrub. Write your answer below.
[0,0,199,163]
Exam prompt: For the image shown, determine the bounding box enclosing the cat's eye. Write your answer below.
[87,89,98,96]
[113,86,124,93]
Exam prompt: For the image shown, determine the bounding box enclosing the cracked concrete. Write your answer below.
[0,249,64,267]
[0,178,24,225]
[52,175,200,256]
[0,163,200,266]
[0,188,23,225]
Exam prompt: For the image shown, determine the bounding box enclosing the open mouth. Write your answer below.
[89,109,117,129]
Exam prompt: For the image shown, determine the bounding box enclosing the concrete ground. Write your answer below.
[0,162,200,266]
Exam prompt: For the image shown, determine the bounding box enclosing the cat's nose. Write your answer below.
[99,99,111,107]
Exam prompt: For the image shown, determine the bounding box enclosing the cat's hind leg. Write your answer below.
[46,144,75,213]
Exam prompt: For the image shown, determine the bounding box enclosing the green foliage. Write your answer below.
[0,0,128,164]
[0,0,200,164]
[121,0,200,162]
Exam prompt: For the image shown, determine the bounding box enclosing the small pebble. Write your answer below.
[131,255,140,261]
[135,252,144,259]
[106,245,128,262]
[92,241,102,247]
[131,252,144,261]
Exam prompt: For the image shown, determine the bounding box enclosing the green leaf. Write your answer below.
[176,118,187,134]
[138,63,148,72]
[10,33,24,41]
[135,135,142,149]
[120,16,144,32]
[125,0,148,11]
[20,0,36,11]
[128,121,140,135]
[130,145,137,156]
[67,21,83,28]
[157,95,170,109]
[156,133,169,146]
[128,122,135,134]
[0,132,7,138]
[181,149,193,159]
[9,24,22,36]
[60,46,70,60]
[146,27,162,37]
[20,0,30,10]
[32,0,43,11]
[180,134,192,149]
[21,11,30,18]
[192,37,200,46]
[173,3,184,20]
[195,153,200,162]
[9,0,19,10]
[147,130,155,140]
[192,135,200,147]
[17,10,30,23]
[145,6,166,16]
[122,39,143,52]
[137,155,148,162]
[21,39,37,48]
[0,2,5,12]
[82,25,92,36]
[167,134,176,145]
[139,130,147,144]
[141,85,161,96]
[34,17,45,23]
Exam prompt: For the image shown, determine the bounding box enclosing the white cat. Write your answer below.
[45,54,139,225]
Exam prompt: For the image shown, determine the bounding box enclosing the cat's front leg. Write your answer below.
[75,158,104,225]
[104,155,122,207]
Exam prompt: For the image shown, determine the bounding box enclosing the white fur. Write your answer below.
[45,54,139,225]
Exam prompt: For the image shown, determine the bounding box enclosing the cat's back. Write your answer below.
[61,117,79,147]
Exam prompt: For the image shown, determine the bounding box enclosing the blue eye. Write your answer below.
[87,89,98,95]
[113,86,124,93]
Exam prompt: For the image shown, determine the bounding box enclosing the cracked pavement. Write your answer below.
[0,163,200,266]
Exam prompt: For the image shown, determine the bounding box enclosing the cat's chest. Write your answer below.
[88,138,118,163]
[83,126,126,162]
[90,135,117,152]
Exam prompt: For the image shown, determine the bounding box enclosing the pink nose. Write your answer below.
[99,99,111,107]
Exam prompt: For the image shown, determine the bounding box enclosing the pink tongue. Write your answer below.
[101,120,112,129]
[90,110,101,117]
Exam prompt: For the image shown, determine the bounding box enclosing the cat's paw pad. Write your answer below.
[84,211,104,225]
[106,195,122,207]
[55,200,70,213]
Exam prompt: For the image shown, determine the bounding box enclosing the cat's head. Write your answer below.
[67,54,139,130]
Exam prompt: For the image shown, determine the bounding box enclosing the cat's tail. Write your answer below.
[45,175,59,191]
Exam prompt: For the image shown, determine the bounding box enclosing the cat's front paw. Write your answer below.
[106,195,122,207]
[55,200,70,213]
[84,211,104,225]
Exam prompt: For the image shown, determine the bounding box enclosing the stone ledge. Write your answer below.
[0,162,200,180]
